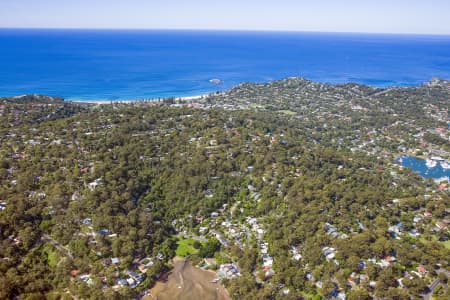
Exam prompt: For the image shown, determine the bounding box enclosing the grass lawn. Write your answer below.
[420,236,450,250]
[80,224,93,234]
[43,245,59,267]
[442,240,450,250]
[176,238,200,257]
[249,104,264,109]
[47,251,58,267]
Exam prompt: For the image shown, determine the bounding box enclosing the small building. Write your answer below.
[71,191,82,201]
[126,278,135,286]
[417,265,427,276]
[129,271,145,283]
[413,215,424,224]
[409,229,420,237]
[82,218,92,225]
[79,274,94,286]
[98,229,110,235]
[118,279,128,286]
[262,254,273,268]
[111,257,120,265]
[138,264,147,273]
[358,261,366,269]
[217,263,241,280]
[384,256,396,263]
[70,269,81,278]
[264,267,275,279]
[436,222,447,230]
[88,178,103,191]
[292,253,302,261]
[139,257,154,267]
[322,247,336,260]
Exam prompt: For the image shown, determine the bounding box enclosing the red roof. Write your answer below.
[383,256,396,262]
[424,211,432,218]
[438,183,448,191]
[70,270,81,278]
[417,265,426,274]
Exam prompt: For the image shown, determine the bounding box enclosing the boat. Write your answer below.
[441,161,450,170]
[430,156,444,162]
[209,78,223,84]
[425,158,437,168]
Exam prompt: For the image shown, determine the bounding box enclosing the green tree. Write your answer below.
[199,238,221,258]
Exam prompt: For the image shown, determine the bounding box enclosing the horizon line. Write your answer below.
[1,27,450,37]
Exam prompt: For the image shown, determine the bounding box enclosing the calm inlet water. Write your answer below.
[1,29,450,100]
[398,156,450,180]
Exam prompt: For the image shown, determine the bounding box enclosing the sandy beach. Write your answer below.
[176,94,207,101]
[68,94,207,105]
[148,257,231,300]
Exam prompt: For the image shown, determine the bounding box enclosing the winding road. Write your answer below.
[41,234,74,260]
[422,269,450,300]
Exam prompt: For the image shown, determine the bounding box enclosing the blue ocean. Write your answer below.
[1,29,450,101]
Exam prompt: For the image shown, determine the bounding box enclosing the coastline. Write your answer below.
[3,30,450,100]
[68,94,208,105]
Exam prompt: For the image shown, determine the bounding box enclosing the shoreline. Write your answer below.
[149,257,231,300]
[68,94,208,105]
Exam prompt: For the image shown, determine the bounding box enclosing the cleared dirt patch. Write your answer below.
[150,258,231,300]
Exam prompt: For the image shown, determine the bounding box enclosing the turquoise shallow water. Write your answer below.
[1,29,450,100]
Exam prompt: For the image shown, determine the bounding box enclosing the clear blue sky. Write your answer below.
[1,0,449,34]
